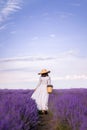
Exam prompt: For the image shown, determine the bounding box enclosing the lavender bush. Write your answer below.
[0,89,87,130]
[49,89,87,130]
[0,90,39,130]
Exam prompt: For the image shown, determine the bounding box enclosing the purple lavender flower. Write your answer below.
[0,89,38,130]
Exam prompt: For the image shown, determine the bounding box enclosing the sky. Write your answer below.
[0,0,87,89]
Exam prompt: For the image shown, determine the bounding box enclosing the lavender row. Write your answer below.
[49,89,87,130]
[1,89,87,130]
[0,89,39,130]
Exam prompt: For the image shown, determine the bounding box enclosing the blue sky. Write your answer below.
[0,0,87,89]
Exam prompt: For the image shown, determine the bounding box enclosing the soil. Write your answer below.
[36,111,56,130]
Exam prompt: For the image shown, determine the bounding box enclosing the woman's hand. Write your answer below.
[34,88,37,91]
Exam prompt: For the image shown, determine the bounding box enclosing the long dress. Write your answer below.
[31,76,51,110]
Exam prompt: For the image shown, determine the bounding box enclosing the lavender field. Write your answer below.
[0,89,87,130]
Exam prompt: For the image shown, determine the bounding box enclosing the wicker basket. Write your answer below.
[47,85,53,94]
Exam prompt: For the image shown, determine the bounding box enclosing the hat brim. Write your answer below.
[38,71,50,75]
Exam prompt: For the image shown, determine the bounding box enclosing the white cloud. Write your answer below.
[0,56,55,74]
[49,34,55,38]
[53,74,87,81]
[0,24,7,30]
[0,71,37,84]
[0,0,22,23]
[0,56,54,63]
[59,49,80,58]
[0,52,87,89]
[32,36,39,41]
[56,12,73,19]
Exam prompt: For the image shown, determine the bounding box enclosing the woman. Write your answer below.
[31,69,51,114]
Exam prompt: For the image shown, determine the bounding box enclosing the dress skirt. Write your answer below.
[31,76,51,110]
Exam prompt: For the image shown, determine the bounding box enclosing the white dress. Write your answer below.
[31,76,51,110]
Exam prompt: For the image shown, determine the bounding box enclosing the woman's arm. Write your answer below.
[47,76,51,85]
[34,77,41,91]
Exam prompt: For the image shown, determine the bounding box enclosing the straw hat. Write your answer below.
[38,69,50,75]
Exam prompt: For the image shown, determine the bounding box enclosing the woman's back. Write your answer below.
[40,76,51,85]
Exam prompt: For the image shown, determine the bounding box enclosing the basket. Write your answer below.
[47,85,53,94]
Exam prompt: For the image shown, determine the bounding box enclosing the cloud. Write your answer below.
[0,70,37,84]
[0,50,81,72]
[0,0,22,23]
[0,56,56,73]
[53,74,87,81]
[49,34,56,38]
[0,24,7,30]
[32,36,39,41]
[0,52,87,88]
[0,49,80,63]
[0,56,55,63]
[60,50,80,57]
[56,12,73,19]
